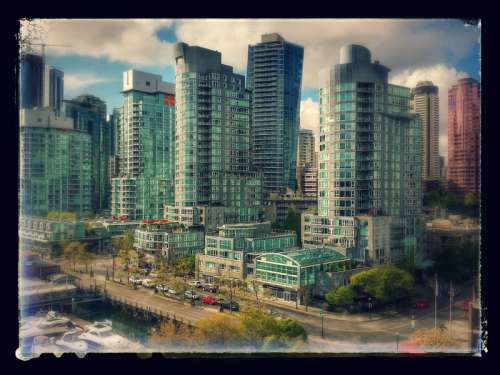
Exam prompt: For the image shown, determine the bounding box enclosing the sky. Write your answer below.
[20,19,481,162]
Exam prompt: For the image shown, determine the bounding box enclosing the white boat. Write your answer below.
[31,335,64,355]
[55,328,89,353]
[79,321,143,352]
[20,311,74,339]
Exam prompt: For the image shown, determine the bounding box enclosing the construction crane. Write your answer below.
[23,42,72,63]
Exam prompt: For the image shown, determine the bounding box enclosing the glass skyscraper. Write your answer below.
[303,44,423,265]
[43,65,64,115]
[111,70,176,220]
[20,53,44,110]
[172,42,262,223]
[20,108,92,217]
[247,34,304,194]
[65,94,109,212]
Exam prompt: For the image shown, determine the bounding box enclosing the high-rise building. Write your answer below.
[301,167,318,198]
[447,78,481,197]
[19,108,92,217]
[411,81,440,188]
[43,66,64,115]
[247,33,304,194]
[296,128,316,194]
[303,44,423,265]
[111,70,176,220]
[171,42,263,224]
[20,53,44,110]
[439,155,447,188]
[65,94,109,212]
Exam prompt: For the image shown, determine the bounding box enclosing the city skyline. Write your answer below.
[20,19,480,160]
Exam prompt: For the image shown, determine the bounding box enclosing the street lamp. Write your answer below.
[320,306,325,338]
[368,297,372,320]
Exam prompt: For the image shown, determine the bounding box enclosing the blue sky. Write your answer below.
[24,19,480,158]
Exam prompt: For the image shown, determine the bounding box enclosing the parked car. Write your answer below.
[142,279,156,288]
[219,300,239,311]
[189,280,203,288]
[416,298,430,309]
[128,275,142,285]
[201,295,219,305]
[202,283,218,293]
[184,290,200,300]
[156,284,167,293]
[166,288,178,295]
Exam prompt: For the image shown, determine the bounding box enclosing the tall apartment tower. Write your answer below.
[247,33,304,195]
[303,44,423,265]
[65,94,109,212]
[20,53,45,110]
[411,81,440,188]
[296,128,316,194]
[111,70,176,220]
[19,108,92,217]
[171,42,263,224]
[43,66,64,115]
[447,78,481,197]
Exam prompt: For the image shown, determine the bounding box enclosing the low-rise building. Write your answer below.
[165,204,264,233]
[253,246,356,302]
[99,220,141,237]
[134,221,205,263]
[197,222,297,283]
[265,190,317,227]
[19,216,86,251]
[302,214,404,265]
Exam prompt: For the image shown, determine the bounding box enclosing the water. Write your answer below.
[65,300,157,344]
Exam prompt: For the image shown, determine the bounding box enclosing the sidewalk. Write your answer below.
[232,290,397,322]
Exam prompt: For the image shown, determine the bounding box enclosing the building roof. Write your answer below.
[257,247,348,267]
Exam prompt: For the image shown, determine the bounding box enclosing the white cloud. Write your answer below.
[64,73,116,91]
[300,98,320,150]
[20,19,175,67]
[175,19,479,89]
[390,64,469,162]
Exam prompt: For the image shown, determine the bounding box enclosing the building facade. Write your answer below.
[172,42,263,224]
[20,53,44,110]
[43,66,64,115]
[266,191,317,227]
[111,70,176,220]
[134,221,205,263]
[411,81,440,187]
[301,167,318,198]
[247,33,304,194]
[197,222,297,283]
[296,128,316,195]
[253,247,353,302]
[447,78,481,197]
[304,44,423,265]
[65,94,109,212]
[19,108,92,217]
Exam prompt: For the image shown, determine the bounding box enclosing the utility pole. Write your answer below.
[449,280,454,336]
[434,273,438,336]
[320,307,324,338]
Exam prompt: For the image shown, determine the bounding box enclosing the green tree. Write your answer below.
[47,211,78,220]
[284,205,301,245]
[76,243,94,273]
[299,285,312,311]
[173,255,195,277]
[349,265,415,305]
[325,285,355,309]
[276,318,307,341]
[431,237,479,281]
[63,242,81,271]
[464,192,478,207]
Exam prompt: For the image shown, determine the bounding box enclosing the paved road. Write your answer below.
[66,268,218,326]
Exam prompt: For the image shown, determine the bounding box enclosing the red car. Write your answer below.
[201,295,219,305]
[415,298,429,309]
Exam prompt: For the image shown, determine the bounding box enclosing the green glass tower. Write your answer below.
[172,42,262,223]
[111,70,175,220]
[64,94,109,212]
[20,108,92,217]
[304,44,423,265]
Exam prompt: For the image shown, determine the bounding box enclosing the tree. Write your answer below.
[299,285,312,311]
[325,285,355,309]
[276,318,307,341]
[62,242,82,271]
[464,192,478,207]
[431,237,479,281]
[196,313,246,348]
[76,243,94,273]
[149,320,198,349]
[284,205,302,245]
[349,265,415,306]
[407,326,459,348]
[173,255,195,277]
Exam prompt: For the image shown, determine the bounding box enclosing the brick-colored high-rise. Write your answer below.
[447,78,481,197]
